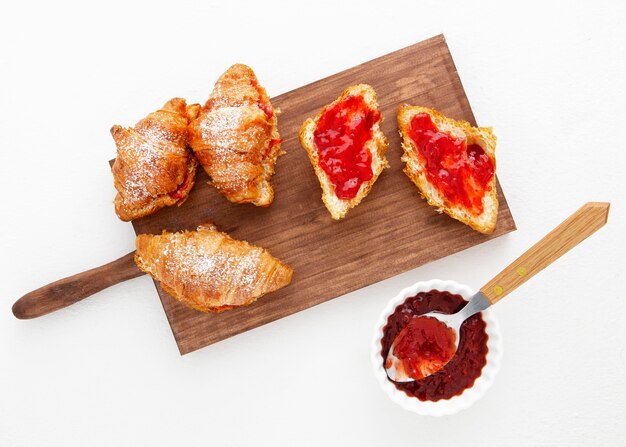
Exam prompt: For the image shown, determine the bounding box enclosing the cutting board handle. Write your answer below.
[12,252,144,319]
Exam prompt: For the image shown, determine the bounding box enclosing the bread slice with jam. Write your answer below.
[398,105,498,234]
[299,84,389,220]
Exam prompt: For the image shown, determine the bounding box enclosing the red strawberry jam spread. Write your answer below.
[263,138,282,160]
[381,290,488,401]
[250,77,274,120]
[258,100,274,120]
[169,174,190,200]
[313,95,379,200]
[407,113,494,216]
[169,159,193,200]
[391,316,457,380]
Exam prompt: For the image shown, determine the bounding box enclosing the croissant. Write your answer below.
[398,105,498,234]
[111,98,200,221]
[134,224,294,312]
[188,64,283,206]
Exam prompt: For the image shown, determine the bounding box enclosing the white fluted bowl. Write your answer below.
[371,279,502,416]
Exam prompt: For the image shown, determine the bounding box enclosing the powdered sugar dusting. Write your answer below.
[118,133,163,206]
[112,100,191,212]
[198,107,251,161]
[159,231,265,306]
[135,226,294,311]
[188,64,281,205]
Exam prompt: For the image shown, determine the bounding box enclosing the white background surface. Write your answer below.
[1,1,625,445]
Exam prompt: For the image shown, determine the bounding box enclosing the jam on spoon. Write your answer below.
[385,202,610,387]
[389,316,457,380]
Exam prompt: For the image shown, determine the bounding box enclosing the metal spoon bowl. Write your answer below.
[386,291,491,382]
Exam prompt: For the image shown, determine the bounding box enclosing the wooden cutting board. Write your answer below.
[113,34,516,355]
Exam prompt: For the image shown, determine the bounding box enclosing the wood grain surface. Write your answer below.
[12,252,143,319]
[114,34,516,355]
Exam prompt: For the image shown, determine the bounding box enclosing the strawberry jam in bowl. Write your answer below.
[371,279,502,416]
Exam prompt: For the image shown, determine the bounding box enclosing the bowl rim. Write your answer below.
[371,279,502,416]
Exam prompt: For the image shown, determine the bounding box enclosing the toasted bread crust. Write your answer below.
[299,84,389,220]
[397,105,498,234]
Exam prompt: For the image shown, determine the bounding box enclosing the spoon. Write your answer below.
[386,202,610,383]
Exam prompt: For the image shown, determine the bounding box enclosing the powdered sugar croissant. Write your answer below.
[111,98,200,221]
[188,64,283,206]
[134,224,294,312]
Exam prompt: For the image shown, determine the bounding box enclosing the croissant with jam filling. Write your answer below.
[299,84,389,220]
[111,98,200,221]
[397,105,498,234]
[134,224,294,312]
[188,64,283,206]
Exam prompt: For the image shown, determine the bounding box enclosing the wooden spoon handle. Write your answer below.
[480,202,610,304]
[12,252,144,319]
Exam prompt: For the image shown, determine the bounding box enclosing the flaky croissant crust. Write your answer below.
[111,98,200,221]
[188,64,282,206]
[134,224,294,312]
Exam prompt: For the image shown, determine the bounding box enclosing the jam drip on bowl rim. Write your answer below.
[408,113,494,216]
[313,95,380,200]
[381,290,488,402]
